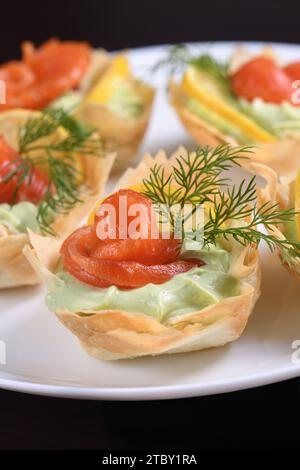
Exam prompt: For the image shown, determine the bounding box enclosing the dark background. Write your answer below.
[0,0,300,451]
[1,379,300,450]
[0,0,300,61]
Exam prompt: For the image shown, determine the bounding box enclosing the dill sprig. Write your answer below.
[204,178,300,251]
[143,144,253,236]
[5,108,103,234]
[153,44,231,94]
[142,145,300,273]
[143,144,253,207]
[19,108,102,156]
[152,44,193,75]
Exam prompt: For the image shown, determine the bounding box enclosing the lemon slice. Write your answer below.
[0,109,83,180]
[182,65,276,143]
[85,55,131,105]
[87,184,145,225]
[294,169,300,239]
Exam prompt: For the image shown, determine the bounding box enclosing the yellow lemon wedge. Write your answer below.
[87,184,145,225]
[85,54,131,105]
[294,169,300,239]
[182,65,276,143]
[0,109,84,181]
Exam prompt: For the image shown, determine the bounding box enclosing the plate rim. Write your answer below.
[1,40,300,400]
[0,364,299,400]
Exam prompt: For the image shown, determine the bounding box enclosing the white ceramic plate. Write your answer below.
[1,42,300,400]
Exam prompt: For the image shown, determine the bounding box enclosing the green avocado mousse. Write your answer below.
[24,144,300,361]
[0,202,41,233]
[51,82,145,120]
[46,244,241,321]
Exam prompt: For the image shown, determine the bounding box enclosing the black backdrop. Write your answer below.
[0,0,300,61]
[1,0,300,451]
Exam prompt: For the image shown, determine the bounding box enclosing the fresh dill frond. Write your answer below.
[153,44,231,93]
[203,179,300,248]
[5,108,103,234]
[19,107,102,156]
[142,145,300,272]
[36,153,84,234]
[2,157,35,203]
[152,44,192,75]
[143,144,253,208]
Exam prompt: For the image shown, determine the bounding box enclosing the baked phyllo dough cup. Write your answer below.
[25,148,260,360]
[0,110,115,289]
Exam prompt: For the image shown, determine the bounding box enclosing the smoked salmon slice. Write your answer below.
[61,190,204,289]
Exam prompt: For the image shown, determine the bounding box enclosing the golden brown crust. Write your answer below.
[24,148,261,360]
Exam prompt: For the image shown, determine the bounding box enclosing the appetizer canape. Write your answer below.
[0,108,115,288]
[167,45,300,177]
[0,39,154,168]
[25,144,300,360]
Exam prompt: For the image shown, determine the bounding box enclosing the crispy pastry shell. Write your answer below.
[24,148,261,360]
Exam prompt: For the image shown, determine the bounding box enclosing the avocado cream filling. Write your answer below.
[106,82,144,119]
[238,98,300,137]
[51,83,144,119]
[0,202,41,233]
[50,91,82,112]
[0,201,54,234]
[46,245,241,321]
[186,98,255,145]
